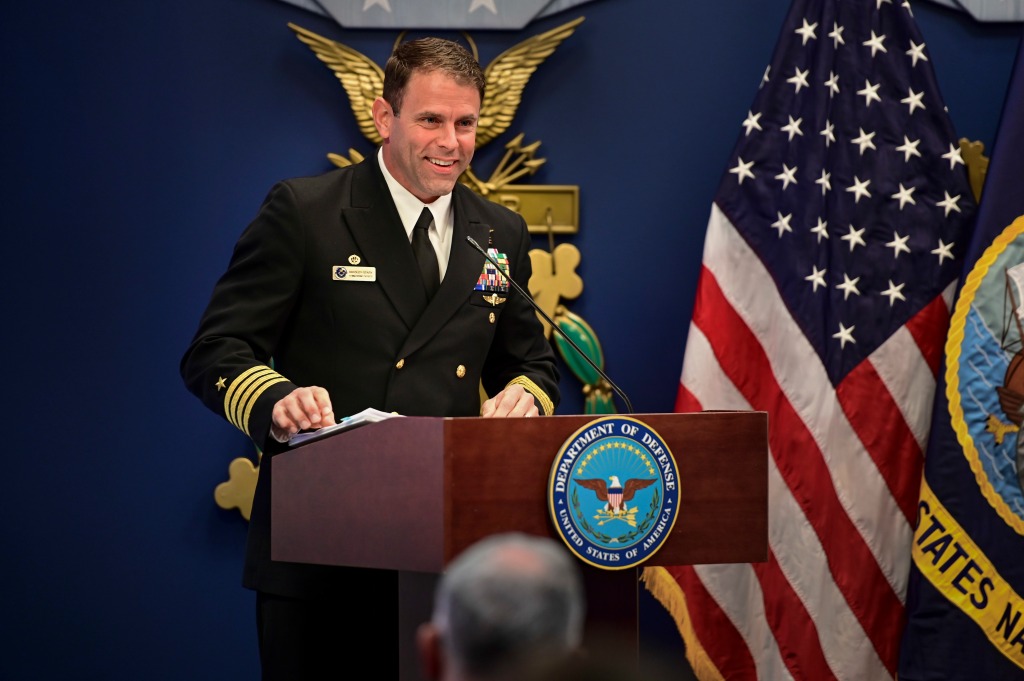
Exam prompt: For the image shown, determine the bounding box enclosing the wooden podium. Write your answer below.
[272,412,767,679]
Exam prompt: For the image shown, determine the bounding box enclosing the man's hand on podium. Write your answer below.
[270,386,336,442]
[480,383,539,418]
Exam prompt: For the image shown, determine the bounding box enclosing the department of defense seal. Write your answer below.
[548,416,680,570]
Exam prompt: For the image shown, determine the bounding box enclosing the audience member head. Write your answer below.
[418,532,585,681]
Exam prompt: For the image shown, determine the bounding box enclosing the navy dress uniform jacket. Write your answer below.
[180,157,559,597]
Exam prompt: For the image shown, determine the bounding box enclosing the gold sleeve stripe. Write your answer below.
[223,366,289,436]
[507,375,554,416]
[230,370,287,435]
[232,371,281,428]
[241,376,288,437]
[224,366,266,428]
[224,366,275,429]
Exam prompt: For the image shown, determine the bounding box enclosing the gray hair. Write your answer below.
[432,533,585,679]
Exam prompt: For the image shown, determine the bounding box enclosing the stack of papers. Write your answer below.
[288,408,401,446]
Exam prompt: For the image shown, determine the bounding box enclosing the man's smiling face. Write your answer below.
[374,69,480,204]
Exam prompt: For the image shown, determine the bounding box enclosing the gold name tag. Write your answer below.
[332,266,376,282]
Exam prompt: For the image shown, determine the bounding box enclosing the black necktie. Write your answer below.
[412,207,440,299]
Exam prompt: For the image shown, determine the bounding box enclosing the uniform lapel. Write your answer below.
[342,158,429,329]
[398,185,491,358]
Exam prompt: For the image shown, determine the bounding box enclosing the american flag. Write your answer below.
[645,1,976,679]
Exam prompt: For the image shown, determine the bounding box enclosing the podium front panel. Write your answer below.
[272,411,766,571]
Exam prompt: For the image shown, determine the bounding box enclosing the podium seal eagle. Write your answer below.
[548,417,680,570]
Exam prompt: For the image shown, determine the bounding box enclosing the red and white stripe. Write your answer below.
[667,204,952,680]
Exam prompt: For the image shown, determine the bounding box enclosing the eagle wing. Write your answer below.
[475,16,584,148]
[622,478,656,502]
[573,477,608,501]
[288,22,385,146]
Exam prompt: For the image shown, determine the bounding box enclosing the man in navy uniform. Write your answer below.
[181,36,559,679]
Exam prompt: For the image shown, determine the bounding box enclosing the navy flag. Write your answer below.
[899,28,1024,681]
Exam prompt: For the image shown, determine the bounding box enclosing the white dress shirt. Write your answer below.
[377,148,454,279]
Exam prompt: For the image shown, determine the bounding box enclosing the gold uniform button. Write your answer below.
[396,358,405,369]
[488,312,495,324]
[456,364,466,378]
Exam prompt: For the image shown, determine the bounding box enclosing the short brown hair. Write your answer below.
[382,37,486,115]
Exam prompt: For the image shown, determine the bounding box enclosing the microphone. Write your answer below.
[466,234,634,414]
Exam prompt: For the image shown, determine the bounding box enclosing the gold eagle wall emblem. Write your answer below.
[288,17,583,151]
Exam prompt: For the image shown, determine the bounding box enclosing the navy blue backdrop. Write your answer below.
[2,0,1020,678]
